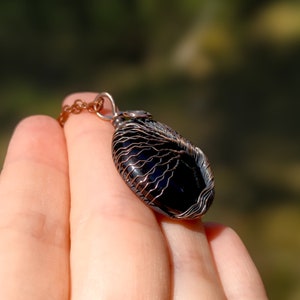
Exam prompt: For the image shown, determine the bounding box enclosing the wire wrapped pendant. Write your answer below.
[111,110,214,219]
[58,92,215,220]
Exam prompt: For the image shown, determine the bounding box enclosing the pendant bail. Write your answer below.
[95,92,118,121]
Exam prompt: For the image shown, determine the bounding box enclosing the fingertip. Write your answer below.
[17,114,60,130]
[3,115,67,172]
[204,222,249,257]
[205,222,268,299]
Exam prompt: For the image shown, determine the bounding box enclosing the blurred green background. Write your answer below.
[1,0,299,298]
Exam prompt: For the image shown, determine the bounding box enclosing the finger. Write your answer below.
[205,223,268,300]
[0,116,70,299]
[160,217,226,299]
[63,92,170,299]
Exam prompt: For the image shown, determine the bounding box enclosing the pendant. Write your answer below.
[59,92,215,220]
[110,109,215,220]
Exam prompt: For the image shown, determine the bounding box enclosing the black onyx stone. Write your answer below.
[112,111,214,219]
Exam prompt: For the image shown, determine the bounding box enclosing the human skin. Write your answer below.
[0,92,268,299]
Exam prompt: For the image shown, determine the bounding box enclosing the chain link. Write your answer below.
[57,97,104,127]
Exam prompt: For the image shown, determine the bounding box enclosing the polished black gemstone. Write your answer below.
[112,111,214,219]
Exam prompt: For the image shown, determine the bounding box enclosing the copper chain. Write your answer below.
[57,97,104,127]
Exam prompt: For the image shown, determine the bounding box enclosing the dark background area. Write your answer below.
[1,1,300,298]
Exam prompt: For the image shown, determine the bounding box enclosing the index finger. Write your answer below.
[62,92,171,299]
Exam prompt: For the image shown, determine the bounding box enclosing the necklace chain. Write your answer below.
[57,97,104,127]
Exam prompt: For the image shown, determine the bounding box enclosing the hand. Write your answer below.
[0,92,268,299]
